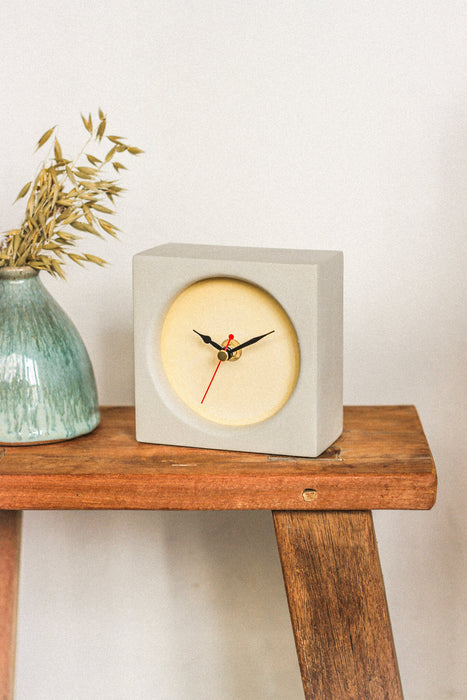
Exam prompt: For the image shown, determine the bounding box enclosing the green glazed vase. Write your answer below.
[0,267,100,443]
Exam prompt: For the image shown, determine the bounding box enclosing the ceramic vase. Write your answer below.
[0,267,100,443]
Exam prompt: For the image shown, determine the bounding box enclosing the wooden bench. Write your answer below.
[0,405,437,699]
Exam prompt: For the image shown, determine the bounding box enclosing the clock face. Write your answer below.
[160,277,300,426]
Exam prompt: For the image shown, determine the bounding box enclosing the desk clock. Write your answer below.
[133,243,343,457]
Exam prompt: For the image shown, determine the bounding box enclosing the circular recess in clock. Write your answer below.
[160,277,300,426]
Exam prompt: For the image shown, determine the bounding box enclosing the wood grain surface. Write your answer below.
[0,511,22,700]
[273,510,403,699]
[0,405,436,510]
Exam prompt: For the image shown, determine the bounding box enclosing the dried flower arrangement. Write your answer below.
[0,110,142,278]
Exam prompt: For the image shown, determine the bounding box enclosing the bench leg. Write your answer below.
[0,511,22,700]
[273,510,403,700]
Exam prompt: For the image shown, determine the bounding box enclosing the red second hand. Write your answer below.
[201,334,234,404]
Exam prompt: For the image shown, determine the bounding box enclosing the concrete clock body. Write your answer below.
[133,243,343,457]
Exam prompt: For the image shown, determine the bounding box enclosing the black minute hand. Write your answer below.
[234,330,275,352]
[193,330,223,351]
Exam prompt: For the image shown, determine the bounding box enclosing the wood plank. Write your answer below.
[273,510,403,699]
[0,406,436,511]
[0,511,22,700]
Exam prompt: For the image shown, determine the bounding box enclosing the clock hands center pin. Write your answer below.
[201,334,234,404]
[194,329,275,360]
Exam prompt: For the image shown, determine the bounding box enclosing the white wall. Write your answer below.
[1,1,465,698]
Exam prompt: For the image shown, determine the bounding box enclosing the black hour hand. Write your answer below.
[234,330,275,353]
[193,330,223,351]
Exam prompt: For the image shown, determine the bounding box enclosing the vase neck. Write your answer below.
[0,267,39,280]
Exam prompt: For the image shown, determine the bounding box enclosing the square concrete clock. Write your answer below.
[133,243,343,457]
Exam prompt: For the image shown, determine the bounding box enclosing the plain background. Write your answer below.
[1,2,465,698]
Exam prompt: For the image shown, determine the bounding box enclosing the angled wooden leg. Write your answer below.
[0,511,22,700]
[273,510,403,700]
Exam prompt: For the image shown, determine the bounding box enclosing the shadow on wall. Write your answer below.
[160,509,303,699]
[97,325,135,404]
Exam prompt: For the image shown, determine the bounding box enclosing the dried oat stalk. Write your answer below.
[0,110,142,278]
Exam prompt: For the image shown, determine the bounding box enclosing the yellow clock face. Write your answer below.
[160,277,300,426]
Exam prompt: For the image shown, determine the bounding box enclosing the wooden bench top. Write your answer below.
[0,405,437,511]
